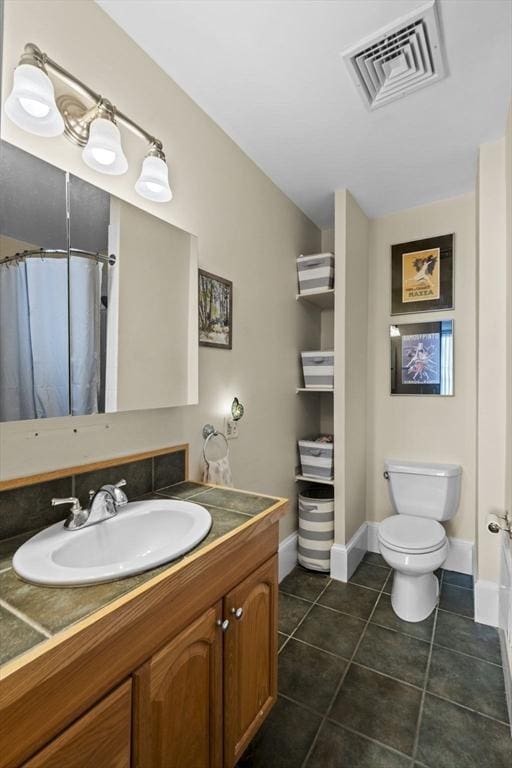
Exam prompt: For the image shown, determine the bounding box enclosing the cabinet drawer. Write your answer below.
[23,680,131,768]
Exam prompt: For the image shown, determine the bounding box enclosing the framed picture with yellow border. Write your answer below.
[391,234,454,315]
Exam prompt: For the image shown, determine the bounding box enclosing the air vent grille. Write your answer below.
[342,1,446,110]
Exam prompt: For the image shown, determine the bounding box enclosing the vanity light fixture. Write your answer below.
[4,43,172,202]
[82,102,128,175]
[4,47,64,136]
[231,397,244,421]
[135,143,173,202]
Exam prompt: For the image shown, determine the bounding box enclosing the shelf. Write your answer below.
[295,474,334,486]
[296,288,334,309]
[296,387,334,393]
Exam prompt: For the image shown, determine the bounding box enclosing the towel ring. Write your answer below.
[202,429,229,464]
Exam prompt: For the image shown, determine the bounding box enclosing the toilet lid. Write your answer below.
[379,516,446,553]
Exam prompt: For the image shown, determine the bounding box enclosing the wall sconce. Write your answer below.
[4,43,172,202]
[231,397,244,421]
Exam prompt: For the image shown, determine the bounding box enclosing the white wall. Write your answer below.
[0,0,321,540]
[366,193,477,543]
[477,138,507,583]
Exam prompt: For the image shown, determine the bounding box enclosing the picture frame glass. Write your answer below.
[198,269,232,349]
[391,234,454,315]
[390,320,453,396]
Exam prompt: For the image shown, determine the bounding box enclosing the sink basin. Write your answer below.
[13,499,212,586]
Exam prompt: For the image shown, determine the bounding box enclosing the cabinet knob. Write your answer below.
[216,618,230,632]
[231,606,243,620]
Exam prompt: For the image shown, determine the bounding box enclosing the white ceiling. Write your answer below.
[97,0,511,228]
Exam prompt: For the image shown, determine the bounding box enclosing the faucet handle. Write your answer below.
[52,496,82,512]
[114,480,128,505]
[52,497,89,530]
[100,479,128,508]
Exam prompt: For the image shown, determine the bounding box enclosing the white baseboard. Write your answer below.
[278,532,298,582]
[367,521,474,575]
[366,521,380,554]
[330,523,367,582]
[443,537,474,575]
[474,579,500,627]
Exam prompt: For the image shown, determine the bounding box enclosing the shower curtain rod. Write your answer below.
[0,248,116,266]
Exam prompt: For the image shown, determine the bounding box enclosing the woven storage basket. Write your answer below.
[301,351,334,389]
[296,253,334,294]
[298,438,334,480]
[298,486,334,572]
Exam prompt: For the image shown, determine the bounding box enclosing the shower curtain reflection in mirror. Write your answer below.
[0,255,104,421]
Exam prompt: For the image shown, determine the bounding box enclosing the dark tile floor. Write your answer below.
[239,553,512,768]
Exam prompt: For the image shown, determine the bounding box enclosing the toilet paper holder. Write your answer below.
[487,510,512,538]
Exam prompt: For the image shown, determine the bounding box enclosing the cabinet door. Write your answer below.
[23,680,131,768]
[223,555,278,767]
[133,603,223,768]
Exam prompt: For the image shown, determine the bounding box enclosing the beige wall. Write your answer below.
[366,193,477,542]
[321,228,335,253]
[477,138,507,582]
[334,190,370,543]
[0,0,321,540]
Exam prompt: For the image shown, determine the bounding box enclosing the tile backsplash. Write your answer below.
[0,448,187,541]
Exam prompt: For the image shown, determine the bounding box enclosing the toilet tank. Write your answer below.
[384,460,462,521]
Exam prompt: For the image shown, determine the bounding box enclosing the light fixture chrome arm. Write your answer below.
[21,43,163,151]
[7,43,173,201]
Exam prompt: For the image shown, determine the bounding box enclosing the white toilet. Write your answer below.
[378,460,462,623]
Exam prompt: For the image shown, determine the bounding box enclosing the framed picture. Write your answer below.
[198,269,232,349]
[391,234,454,315]
[390,320,454,396]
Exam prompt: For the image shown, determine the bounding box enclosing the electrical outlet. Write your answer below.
[224,417,239,439]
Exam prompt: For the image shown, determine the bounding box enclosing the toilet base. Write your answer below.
[391,570,439,623]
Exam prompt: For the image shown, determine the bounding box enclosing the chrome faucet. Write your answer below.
[52,479,128,531]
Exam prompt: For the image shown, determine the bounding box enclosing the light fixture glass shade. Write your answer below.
[82,118,128,175]
[4,64,64,137]
[135,155,173,202]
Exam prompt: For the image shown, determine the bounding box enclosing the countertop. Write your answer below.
[0,481,283,668]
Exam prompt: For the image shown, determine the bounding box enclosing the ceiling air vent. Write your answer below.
[342,0,446,110]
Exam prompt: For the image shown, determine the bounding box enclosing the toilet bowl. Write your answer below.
[378,460,461,623]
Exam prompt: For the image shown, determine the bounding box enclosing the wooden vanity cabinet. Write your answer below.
[22,680,132,768]
[1,514,284,768]
[133,555,278,768]
[133,604,224,768]
[223,556,278,766]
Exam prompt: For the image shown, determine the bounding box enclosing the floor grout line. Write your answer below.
[299,570,392,768]
[279,577,334,655]
[280,632,510,726]
[278,689,417,765]
[411,570,443,762]
[429,640,503,668]
[425,690,511,727]
[275,565,510,768]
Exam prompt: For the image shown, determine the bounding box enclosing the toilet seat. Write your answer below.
[379,515,446,554]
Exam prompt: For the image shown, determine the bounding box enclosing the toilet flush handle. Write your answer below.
[383,471,390,481]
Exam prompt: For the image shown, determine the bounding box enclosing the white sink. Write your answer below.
[13,499,212,587]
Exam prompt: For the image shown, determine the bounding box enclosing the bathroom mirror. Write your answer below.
[0,140,198,422]
[390,319,454,396]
